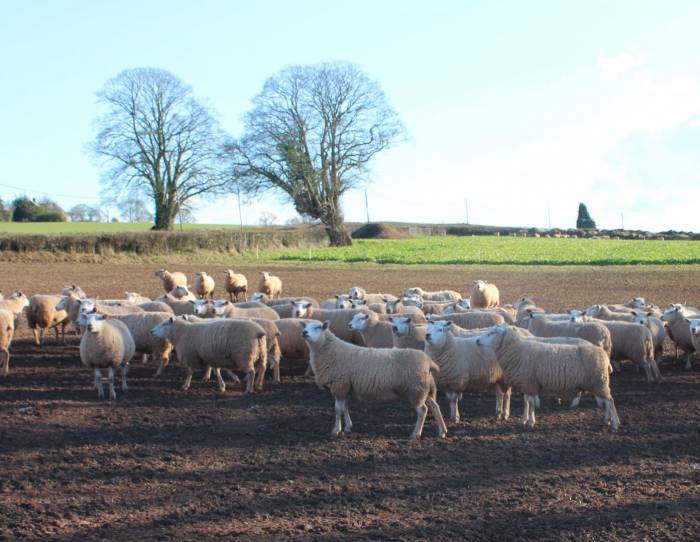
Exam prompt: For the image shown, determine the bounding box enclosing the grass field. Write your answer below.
[270,236,700,265]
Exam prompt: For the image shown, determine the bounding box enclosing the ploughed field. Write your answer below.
[1,262,699,541]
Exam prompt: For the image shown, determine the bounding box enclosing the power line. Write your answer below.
[0,182,102,201]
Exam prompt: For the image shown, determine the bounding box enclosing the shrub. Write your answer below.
[34,211,67,222]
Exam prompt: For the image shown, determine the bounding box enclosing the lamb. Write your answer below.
[258,272,282,299]
[78,312,135,400]
[194,272,215,299]
[577,316,659,381]
[404,287,461,302]
[111,312,174,377]
[151,316,267,393]
[211,300,280,320]
[125,292,151,305]
[527,313,612,358]
[302,321,447,440]
[384,299,428,323]
[155,269,188,293]
[429,311,505,329]
[26,294,69,346]
[0,309,15,375]
[348,310,395,348]
[291,301,365,344]
[475,325,620,430]
[0,291,29,328]
[470,280,500,309]
[224,270,248,301]
[661,305,699,368]
[424,320,511,422]
[390,316,427,350]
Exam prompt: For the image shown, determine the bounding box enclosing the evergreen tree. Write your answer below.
[576,203,596,229]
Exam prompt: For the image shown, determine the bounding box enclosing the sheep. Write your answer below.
[429,311,505,329]
[348,310,395,348]
[384,299,428,323]
[151,316,267,393]
[527,313,612,358]
[222,269,248,302]
[258,272,282,299]
[0,309,15,375]
[687,319,700,363]
[253,293,319,307]
[585,305,638,321]
[302,321,447,440]
[404,287,461,302]
[211,300,280,320]
[78,312,135,400]
[475,325,620,430]
[0,291,29,328]
[390,316,427,350]
[125,292,151,305]
[77,298,145,317]
[111,312,174,377]
[290,301,365,344]
[61,284,87,298]
[161,294,197,316]
[400,295,424,309]
[321,294,354,309]
[155,269,188,293]
[470,280,500,309]
[513,296,543,326]
[348,286,366,300]
[194,272,215,300]
[26,294,69,346]
[164,286,197,301]
[347,287,397,304]
[420,301,459,316]
[424,320,511,422]
[631,312,666,362]
[275,317,322,363]
[137,301,174,315]
[577,316,659,381]
[661,305,699,368]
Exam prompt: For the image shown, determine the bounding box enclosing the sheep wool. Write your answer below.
[258,272,283,299]
[26,294,69,346]
[470,280,500,309]
[348,310,394,348]
[224,270,248,301]
[112,312,174,377]
[155,269,188,293]
[0,309,15,375]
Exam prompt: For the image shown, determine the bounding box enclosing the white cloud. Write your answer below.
[598,52,646,79]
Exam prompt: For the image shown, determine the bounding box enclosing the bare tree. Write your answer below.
[91,68,225,230]
[258,211,278,226]
[119,197,154,223]
[227,62,404,246]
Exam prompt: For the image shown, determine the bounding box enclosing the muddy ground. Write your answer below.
[0,262,699,541]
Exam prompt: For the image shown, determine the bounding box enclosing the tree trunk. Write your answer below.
[323,211,352,246]
[153,202,175,230]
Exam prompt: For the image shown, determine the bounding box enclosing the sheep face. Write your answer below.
[585,305,603,317]
[473,280,486,291]
[385,299,400,314]
[661,306,682,322]
[475,325,507,349]
[292,301,312,318]
[193,300,211,316]
[348,312,370,331]
[350,299,367,309]
[211,300,230,317]
[630,297,646,308]
[251,292,265,302]
[348,287,364,300]
[568,309,584,322]
[425,321,452,346]
[389,316,412,336]
[301,321,328,343]
[457,298,471,310]
[151,317,175,339]
[335,295,352,309]
[83,313,106,335]
[10,292,29,308]
[155,269,166,279]
[55,296,68,312]
[78,298,97,315]
[170,286,190,299]
[686,318,700,336]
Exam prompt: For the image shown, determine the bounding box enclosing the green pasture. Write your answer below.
[269,237,700,265]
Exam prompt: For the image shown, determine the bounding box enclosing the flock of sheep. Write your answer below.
[1,269,699,440]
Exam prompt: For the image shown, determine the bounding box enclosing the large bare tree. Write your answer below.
[92,68,224,230]
[227,62,404,246]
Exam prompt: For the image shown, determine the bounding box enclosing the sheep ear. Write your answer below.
[322,321,329,330]
[631,310,638,316]
[646,311,653,316]
[335,295,339,299]
[444,321,453,328]
[188,300,195,304]
[685,318,691,323]
[169,317,175,323]
[382,296,388,302]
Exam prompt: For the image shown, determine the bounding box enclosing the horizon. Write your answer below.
[2,1,699,231]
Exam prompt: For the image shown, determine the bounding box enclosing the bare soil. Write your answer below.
[0,263,699,541]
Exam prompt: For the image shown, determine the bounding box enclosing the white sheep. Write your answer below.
[384,299,427,323]
[26,294,69,346]
[151,316,267,393]
[0,291,29,329]
[302,321,447,440]
[61,284,87,298]
[137,301,174,314]
[194,272,216,299]
[390,316,427,350]
[687,319,700,363]
[291,301,366,345]
[420,300,459,316]
[476,325,620,430]
[258,272,283,299]
[661,305,699,368]
[211,300,280,320]
[0,309,15,375]
[527,313,612,358]
[224,270,248,301]
[424,320,511,422]
[404,287,461,302]
[163,286,197,301]
[631,312,667,362]
[321,294,354,309]
[348,310,394,348]
[78,312,135,400]
[112,312,174,377]
[470,280,500,309]
[155,269,188,293]
[429,311,505,329]
[161,294,198,316]
[125,292,151,305]
[275,317,322,366]
[347,287,397,304]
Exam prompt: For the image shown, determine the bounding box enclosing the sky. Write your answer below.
[1,0,699,231]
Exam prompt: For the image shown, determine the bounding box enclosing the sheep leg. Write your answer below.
[599,397,620,430]
[521,395,530,425]
[155,360,165,377]
[182,367,193,391]
[611,359,622,372]
[503,387,511,420]
[141,353,148,364]
[215,368,226,392]
[203,366,213,381]
[0,351,9,375]
[121,365,128,392]
[642,362,653,382]
[425,396,447,438]
[342,401,353,434]
[494,387,504,419]
[94,368,104,399]
[331,398,344,436]
[570,392,582,408]
[650,359,662,381]
[304,364,314,377]
[225,370,240,384]
[54,326,59,344]
[447,392,460,423]
[61,323,67,345]
[254,360,265,391]
[107,367,117,400]
[684,353,692,370]
[243,370,255,394]
[271,356,281,384]
[527,396,537,428]
[409,403,429,441]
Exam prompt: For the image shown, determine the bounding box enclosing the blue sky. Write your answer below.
[2,1,699,230]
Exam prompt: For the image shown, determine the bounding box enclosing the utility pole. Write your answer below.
[621,213,624,230]
[237,184,244,234]
[547,208,551,229]
[364,189,370,223]
[465,200,469,224]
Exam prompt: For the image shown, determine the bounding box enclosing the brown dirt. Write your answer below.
[1,262,699,541]
[351,223,412,239]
